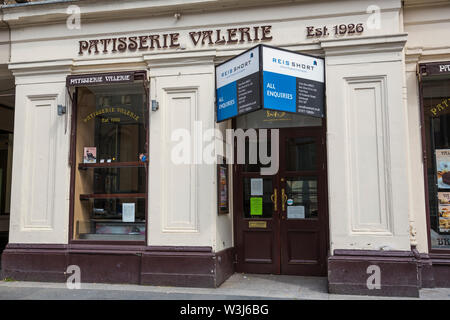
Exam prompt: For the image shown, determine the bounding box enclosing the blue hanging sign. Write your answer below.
[216,46,261,122]
[262,46,325,118]
[215,45,325,122]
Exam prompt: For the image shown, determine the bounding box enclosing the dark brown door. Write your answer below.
[234,127,328,276]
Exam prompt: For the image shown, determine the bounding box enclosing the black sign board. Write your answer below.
[67,71,135,87]
[420,61,450,76]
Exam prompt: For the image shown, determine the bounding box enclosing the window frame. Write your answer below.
[419,62,450,254]
[67,70,149,245]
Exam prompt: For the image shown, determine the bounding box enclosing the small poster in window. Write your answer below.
[287,205,305,219]
[250,197,263,216]
[83,147,97,164]
[438,192,450,233]
[436,149,450,189]
[122,203,135,223]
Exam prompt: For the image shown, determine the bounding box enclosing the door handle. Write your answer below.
[281,188,288,212]
[270,188,277,211]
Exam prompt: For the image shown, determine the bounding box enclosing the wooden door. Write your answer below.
[234,130,280,273]
[279,127,328,276]
[234,126,328,276]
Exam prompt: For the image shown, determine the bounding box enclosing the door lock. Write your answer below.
[281,188,287,212]
[271,188,278,211]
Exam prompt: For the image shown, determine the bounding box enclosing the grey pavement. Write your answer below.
[0,273,449,300]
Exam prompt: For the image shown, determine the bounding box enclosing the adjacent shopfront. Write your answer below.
[416,62,450,286]
[419,63,450,251]
[1,0,450,297]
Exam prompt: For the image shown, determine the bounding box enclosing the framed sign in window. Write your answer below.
[217,156,229,215]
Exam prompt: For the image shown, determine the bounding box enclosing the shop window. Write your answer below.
[71,75,148,241]
[423,77,450,249]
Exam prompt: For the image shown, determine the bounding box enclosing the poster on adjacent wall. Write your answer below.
[83,147,97,164]
[438,192,450,233]
[436,149,450,189]
[217,156,229,214]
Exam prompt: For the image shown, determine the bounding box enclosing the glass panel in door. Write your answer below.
[285,177,318,220]
[286,137,317,171]
[242,178,274,219]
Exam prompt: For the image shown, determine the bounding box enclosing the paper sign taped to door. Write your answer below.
[287,205,305,219]
[250,178,263,196]
[250,197,263,216]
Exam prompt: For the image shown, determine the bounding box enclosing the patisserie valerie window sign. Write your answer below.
[78,26,273,55]
[436,149,450,189]
[436,150,450,241]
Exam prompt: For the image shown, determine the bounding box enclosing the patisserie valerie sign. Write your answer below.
[78,26,273,55]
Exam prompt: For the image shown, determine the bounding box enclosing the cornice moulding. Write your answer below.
[144,49,217,68]
[8,59,73,76]
[1,0,401,27]
[321,33,408,55]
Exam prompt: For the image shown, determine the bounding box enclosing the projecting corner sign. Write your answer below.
[215,44,325,122]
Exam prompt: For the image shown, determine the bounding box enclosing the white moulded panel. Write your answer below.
[162,88,199,232]
[148,68,216,248]
[345,77,392,234]
[22,96,58,230]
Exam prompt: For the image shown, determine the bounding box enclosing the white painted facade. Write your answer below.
[0,0,441,258]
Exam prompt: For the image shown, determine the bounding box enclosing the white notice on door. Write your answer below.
[122,203,135,222]
[287,206,305,219]
[250,178,263,196]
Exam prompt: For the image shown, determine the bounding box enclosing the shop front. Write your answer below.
[216,45,329,277]
[1,0,449,297]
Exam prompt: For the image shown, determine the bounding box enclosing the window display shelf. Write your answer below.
[78,161,146,170]
[80,193,146,200]
[77,233,144,241]
[89,218,145,222]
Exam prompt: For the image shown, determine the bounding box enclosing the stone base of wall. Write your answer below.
[328,249,450,297]
[1,243,235,288]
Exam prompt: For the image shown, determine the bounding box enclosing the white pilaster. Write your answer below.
[322,34,413,252]
[8,59,73,244]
